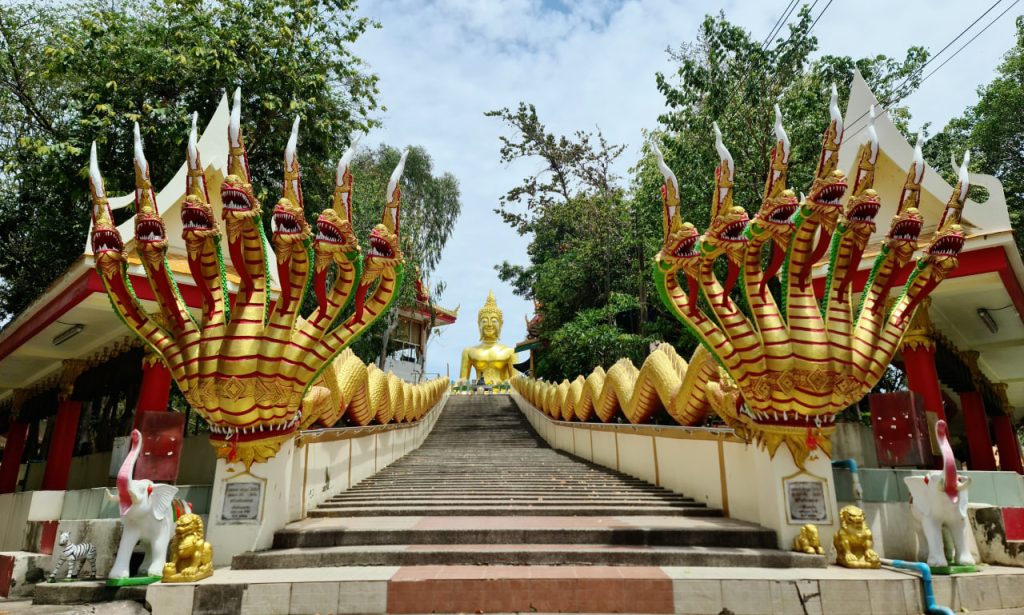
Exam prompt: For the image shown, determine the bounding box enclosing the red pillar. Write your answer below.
[902,346,946,422]
[40,400,81,491]
[133,358,172,429]
[993,415,1024,474]
[960,391,997,471]
[0,422,29,494]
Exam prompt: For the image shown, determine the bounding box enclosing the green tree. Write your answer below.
[924,16,1024,256]
[344,145,461,368]
[0,0,381,319]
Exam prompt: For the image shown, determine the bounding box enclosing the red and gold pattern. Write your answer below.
[514,91,971,468]
[90,89,410,466]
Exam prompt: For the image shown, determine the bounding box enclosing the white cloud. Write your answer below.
[352,0,1019,379]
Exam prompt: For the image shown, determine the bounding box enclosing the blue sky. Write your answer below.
[351,0,1021,379]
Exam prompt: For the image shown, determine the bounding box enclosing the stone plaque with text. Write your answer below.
[221,481,262,523]
[784,477,830,524]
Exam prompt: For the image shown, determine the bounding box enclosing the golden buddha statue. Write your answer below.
[460,291,518,385]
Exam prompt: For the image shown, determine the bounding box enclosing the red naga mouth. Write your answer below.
[182,205,214,232]
[929,233,965,257]
[316,219,346,244]
[369,233,394,259]
[222,186,253,212]
[92,228,124,254]
[672,235,699,258]
[137,218,165,244]
[208,416,300,443]
[811,182,846,207]
[273,210,303,236]
[768,202,798,224]
[848,200,880,223]
[722,219,748,241]
[891,218,922,241]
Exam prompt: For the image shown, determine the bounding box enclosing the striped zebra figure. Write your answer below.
[48,532,97,582]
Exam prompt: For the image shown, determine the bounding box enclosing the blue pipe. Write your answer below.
[832,458,863,509]
[882,559,954,615]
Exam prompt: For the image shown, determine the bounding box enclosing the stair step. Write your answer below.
[232,544,823,569]
[308,505,722,517]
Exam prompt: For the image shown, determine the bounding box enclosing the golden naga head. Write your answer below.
[882,138,928,262]
[921,151,971,273]
[652,143,702,276]
[804,84,848,233]
[181,113,219,247]
[271,116,313,254]
[753,106,799,238]
[362,149,407,283]
[89,143,126,277]
[132,123,169,258]
[478,290,504,342]
[702,124,749,262]
[314,143,360,271]
[842,106,882,240]
[221,88,261,234]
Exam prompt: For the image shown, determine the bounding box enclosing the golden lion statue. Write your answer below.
[162,513,213,582]
[833,505,880,569]
[793,524,824,555]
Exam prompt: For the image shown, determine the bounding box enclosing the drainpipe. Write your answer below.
[881,558,954,615]
[831,459,863,509]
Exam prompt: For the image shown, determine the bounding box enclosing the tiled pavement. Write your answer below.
[146,563,1024,614]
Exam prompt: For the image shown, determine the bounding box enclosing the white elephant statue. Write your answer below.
[904,419,975,568]
[107,429,179,581]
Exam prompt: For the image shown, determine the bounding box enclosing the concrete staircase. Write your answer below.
[234,395,822,570]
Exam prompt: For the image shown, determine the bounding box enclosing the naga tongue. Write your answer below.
[722,261,740,307]
[800,231,832,288]
[760,241,786,298]
[353,282,371,322]
[686,275,699,317]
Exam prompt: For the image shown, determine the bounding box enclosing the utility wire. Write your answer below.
[845,0,1019,142]
[843,0,1007,137]
[761,0,801,50]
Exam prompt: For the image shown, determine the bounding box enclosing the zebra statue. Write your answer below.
[48,532,97,582]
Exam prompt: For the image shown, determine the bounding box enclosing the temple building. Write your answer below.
[809,72,1024,477]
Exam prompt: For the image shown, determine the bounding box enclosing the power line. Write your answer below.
[809,0,834,31]
[845,0,1019,142]
[761,0,801,50]
[843,0,1007,137]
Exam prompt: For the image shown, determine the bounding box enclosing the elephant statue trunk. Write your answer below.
[107,429,180,584]
[904,419,976,569]
[117,430,142,516]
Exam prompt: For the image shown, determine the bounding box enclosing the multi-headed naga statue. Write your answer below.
[516,89,969,468]
[89,90,407,466]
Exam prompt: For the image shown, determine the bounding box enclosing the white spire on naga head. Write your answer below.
[773,104,791,164]
[652,142,681,238]
[133,122,149,182]
[713,122,734,182]
[865,105,879,164]
[187,112,199,171]
[912,136,925,184]
[333,139,358,220]
[956,150,971,204]
[828,83,843,145]
[89,141,106,202]
[229,87,242,148]
[386,148,409,206]
[382,148,409,234]
[282,115,302,206]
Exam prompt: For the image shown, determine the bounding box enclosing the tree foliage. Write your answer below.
[924,15,1024,257]
[344,145,461,366]
[0,0,382,319]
